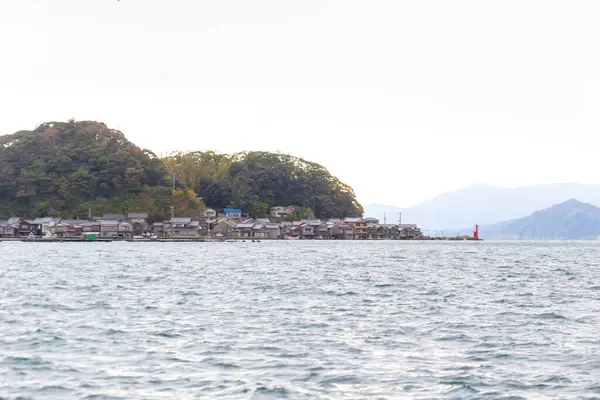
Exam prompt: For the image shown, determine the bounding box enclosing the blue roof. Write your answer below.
[223,208,242,214]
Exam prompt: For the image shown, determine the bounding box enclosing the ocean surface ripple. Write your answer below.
[1,241,600,399]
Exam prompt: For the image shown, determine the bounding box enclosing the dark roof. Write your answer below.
[170,217,192,224]
[128,213,148,219]
[103,214,125,221]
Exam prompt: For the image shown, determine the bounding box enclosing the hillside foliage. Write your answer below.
[162,151,364,218]
[0,121,363,220]
[0,121,203,220]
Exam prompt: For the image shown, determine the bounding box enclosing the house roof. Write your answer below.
[128,212,148,219]
[301,219,321,226]
[237,223,255,229]
[99,220,119,226]
[103,214,125,221]
[170,217,192,223]
[223,208,242,214]
[153,222,164,226]
[252,224,267,230]
[265,223,281,229]
[119,221,132,227]
[81,221,100,227]
[344,217,363,223]
[7,217,20,224]
[32,217,58,224]
[60,219,88,226]
[189,220,201,227]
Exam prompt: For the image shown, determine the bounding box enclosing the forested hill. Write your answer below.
[162,151,364,219]
[0,121,202,219]
[0,121,363,219]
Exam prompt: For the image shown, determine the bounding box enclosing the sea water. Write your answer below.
[1,241,599,399]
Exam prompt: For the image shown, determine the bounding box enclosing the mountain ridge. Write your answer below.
[365,183,600,230]
[478,199,600,239]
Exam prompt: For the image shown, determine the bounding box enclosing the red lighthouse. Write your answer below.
[473,225,479,240]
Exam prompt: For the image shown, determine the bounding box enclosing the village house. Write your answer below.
[251,223,268,239]
[118,221,133,239]
[81,221,101,234]
[343,217,367,239]
[100,213,125,221]
[264,223,282,239]
[164,217,202,237]
[211,218,239,238]
[204,208,217,218]
[269,206,295,218]
[397,224,422,239]
[55,220,87,237]
[127,212,148,236]
[99,220,119,238]
[152,222,165,237]
[222,208,243,220]
[330,223,354,240]
[0,217,20,238]
[32,217,60,235]
[301,224,315,239]
[236,221,256,238]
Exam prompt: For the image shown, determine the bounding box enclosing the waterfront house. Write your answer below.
[343,217,367,239]
[236,221,255,238]
[165,217,202,237]
[127,213,148,235]
[251,223,268,239]
[264,223,282,239]
[18,220,42,237]
[56,220,87,237]
[317,223,329,239]
[223,208,242,220]
[32,217,60,235]
[331,223,354,240]
[397,224,422,239]
[152,222,164,237]
[118,221,133,238]
[99,220,119,238]
[211,219,239,238]
[102,213,126,222]
[301,224,315,239]
[81,221,101,234]
[0,220,16,238]
[365,217,380,226]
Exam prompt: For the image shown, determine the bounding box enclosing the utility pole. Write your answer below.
[398,212,402,225]
[88,207,92,222]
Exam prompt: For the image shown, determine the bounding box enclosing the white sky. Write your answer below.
[1,0,599,207]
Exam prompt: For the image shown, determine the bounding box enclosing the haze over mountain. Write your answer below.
[477,199,600,240]
[365,183,600,230]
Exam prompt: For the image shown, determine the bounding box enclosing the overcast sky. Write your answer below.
[1,0,599,207]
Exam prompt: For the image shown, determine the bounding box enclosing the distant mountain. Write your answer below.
[479,199,600,239]
[365,183,600,230]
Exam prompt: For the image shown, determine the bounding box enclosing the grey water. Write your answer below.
[1,241,600,399]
